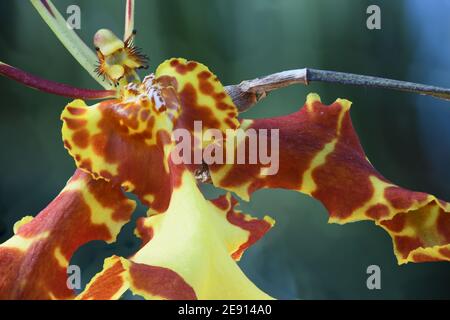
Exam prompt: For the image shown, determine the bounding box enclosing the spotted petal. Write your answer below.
[155,58,239,133]
[61,79,180,213]
[0,169,136,299]
[210,93,450,264]
[78,167,274,300]
[154,58,240,173]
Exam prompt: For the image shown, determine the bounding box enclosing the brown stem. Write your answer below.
[225,68,450,112]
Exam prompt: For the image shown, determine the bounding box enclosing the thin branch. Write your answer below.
[225,68,450,112]
[0,62,117,100]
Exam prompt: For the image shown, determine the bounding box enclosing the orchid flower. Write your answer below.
[0,0,449,300]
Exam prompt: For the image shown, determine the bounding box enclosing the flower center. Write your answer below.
[94,29,148,86]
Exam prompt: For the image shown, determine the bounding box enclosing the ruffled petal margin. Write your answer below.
[209,93,450,264]
[61,88,178,213]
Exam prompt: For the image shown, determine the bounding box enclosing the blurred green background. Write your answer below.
[1,0,450,299]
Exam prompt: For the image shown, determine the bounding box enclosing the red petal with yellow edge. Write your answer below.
[211,193,275,261]
[78,256,197,300]
[209,93,450,264]
[79,168,274,300]
[61,78,180,213]
[155,58,240,173]
[76,256,129,300]
[155,58,239,133]
[0,169,136,299]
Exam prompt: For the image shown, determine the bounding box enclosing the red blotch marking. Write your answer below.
[156,75,178,90]
[211,194,230,211]
[72,129,90,149]
[79,259,126,300]
[215,92,226,100]
[67,106,87,116]
[198,71,211,80]
[135,218,154,247]
[198,71,214,95]
[178,83,221,131]
[140,109,150,122]
[366,204,390,220]
[394,235,423,259]
[63,118,87,130]
[80,159,93,172]
[91,134,108,156]
[384,187,428,210]
[129,262,197,300]
[199,80,214,95]
[412,253,441,263]
[170,59,197,75]
[380,213,406,233]
[439,248,450,258]
[63,139,72,150]
[224,118,236,129]
[217,102,234,111]
[212,194,272,260]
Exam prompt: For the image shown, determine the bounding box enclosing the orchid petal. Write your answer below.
[209,93,450,264]
[155,58,239,133]
[155,58,240,173]
[78,169,273,300]
[61,79,180,214]
[0,169,136,299]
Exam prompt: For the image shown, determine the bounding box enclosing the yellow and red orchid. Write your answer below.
[0,169,136,299]
[0,0,449,300]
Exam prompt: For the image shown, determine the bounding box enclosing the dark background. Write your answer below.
[1,0,450,299]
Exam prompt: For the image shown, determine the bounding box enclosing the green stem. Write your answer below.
[30,0,113,89]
